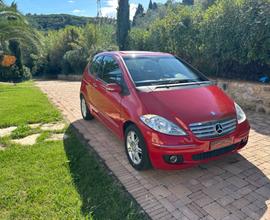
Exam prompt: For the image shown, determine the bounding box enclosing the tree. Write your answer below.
[117,0,130,50]
[182,0,194,5]
[152,2,158,10]
[132,4,144,26]
[0,0,40,81]
[148,0,153,10]
[194,0,216,8]
[0,2,39,45]
[165,0,174,7]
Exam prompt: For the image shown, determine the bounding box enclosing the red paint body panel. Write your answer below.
[80,51,250,170]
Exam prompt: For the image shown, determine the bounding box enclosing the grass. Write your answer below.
[0,82,61,127]
[0,82,146,220]
[10,125,34,139]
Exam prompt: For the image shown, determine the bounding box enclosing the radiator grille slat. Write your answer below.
[189,117,237,139]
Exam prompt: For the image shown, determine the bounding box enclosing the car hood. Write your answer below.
[137,84,236,127]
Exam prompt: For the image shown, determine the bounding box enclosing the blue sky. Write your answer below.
[4,0,169,19]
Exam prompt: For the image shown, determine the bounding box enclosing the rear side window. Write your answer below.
[101,56,122,84]
[89,56,103,76]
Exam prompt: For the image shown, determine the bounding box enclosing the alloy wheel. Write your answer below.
[126,130,142,165]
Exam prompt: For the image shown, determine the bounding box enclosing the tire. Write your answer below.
[80,95,94,120]
[125,124,151,171]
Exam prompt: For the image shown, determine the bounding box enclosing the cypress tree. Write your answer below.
[132,4,144,26]
[117,0,130,50]
[152,2,158,10]
[148,0,153,10]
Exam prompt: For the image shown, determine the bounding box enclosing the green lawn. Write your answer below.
[0,82,60,127]
[0,82,145,220]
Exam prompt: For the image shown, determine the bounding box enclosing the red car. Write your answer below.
[80,51,250,170]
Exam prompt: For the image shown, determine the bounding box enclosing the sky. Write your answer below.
[4,0,168,20]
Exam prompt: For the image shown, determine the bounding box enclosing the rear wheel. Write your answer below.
[80,95,94,120]
[125,124,151,170]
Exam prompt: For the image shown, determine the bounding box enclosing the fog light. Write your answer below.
[169,155,178,163]
[163,155,183,164]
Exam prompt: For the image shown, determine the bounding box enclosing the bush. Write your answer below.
[31,54,48,76]
[33,24,118,76]
[62,49,88,74]
[129,28,150,51]
[128,0,270,81]
[22,66,32,80]
[200,0,270,79]
[0,65,31,82]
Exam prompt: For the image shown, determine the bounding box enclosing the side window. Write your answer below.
[89,56,103,76]
[101,56,122,84]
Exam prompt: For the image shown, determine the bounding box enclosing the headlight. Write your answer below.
[234,102,246,124]
[140,114,186,136]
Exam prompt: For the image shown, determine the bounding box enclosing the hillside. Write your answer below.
[26,13,115,31]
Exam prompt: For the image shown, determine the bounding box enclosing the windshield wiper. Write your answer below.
[136,79,196,87]
[159,79,197,85]
[153,80,212,89]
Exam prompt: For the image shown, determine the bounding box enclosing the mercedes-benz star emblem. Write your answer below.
[215,123,223,134]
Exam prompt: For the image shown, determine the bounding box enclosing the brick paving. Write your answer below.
[36,80,270,220]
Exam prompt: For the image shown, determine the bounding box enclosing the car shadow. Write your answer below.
[247,111,270,136]
[63,125,148,219]
[64,119,270,219]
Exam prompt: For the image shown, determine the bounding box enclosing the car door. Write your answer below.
[84,55,103,113]
[94,55,125,136]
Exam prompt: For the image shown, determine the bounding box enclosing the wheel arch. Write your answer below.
[123,120,136,136]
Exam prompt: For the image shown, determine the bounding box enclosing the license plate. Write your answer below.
[210,138,233,151]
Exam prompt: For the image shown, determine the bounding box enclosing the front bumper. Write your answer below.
[140,120,250,170]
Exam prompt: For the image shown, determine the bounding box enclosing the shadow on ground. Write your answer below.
[63,125,148,220]
[247,111,270,136]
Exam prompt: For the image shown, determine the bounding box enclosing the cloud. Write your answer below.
[129,3,137,20]
[100,0,138,20]
[100,0,117,18]
[72,9,85,14]
[68,0,75,3]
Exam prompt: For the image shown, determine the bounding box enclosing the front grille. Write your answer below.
[192,144,238,161]
[189,118,237,139]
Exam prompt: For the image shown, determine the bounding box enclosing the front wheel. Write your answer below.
[80,95,94,120]
[125,125,151,171]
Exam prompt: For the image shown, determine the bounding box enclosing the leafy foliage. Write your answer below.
[183,0,194,5]
[0,1,41,82]
[132,3,168,28]
[132,4,144,26]
[33,23,117,76]
[129,0,270,80]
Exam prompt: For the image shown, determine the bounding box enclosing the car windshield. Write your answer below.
[123,56,208,87]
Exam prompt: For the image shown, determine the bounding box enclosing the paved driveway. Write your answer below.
[37,80,270,220]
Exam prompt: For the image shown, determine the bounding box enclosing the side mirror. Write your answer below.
[106,83,122,93]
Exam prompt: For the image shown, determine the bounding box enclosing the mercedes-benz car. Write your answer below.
[80,51,250,170]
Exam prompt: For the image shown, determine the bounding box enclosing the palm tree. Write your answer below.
[0,0,41,81]
[0,1,40,52]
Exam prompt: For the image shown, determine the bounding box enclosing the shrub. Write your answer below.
[0,65,31,82]
[62,49,88,74]
[128,0,270,80]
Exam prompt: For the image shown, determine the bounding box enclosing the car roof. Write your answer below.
[97,51,173,57]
